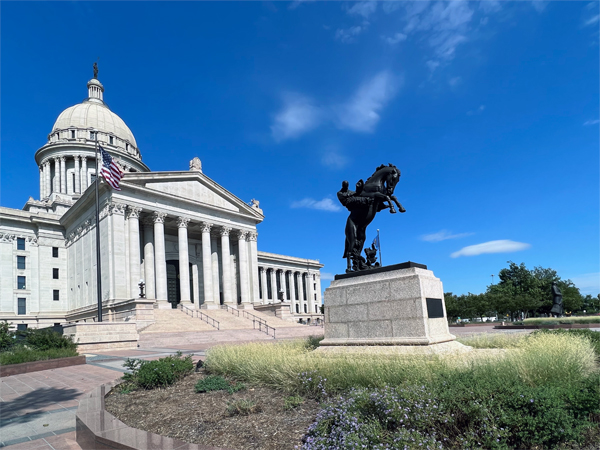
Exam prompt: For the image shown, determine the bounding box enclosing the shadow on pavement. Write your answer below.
[0,387,79,425]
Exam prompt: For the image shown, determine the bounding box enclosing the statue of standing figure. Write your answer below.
[550,281,564,316]
[337,164,405,273]
[93,62,99,79]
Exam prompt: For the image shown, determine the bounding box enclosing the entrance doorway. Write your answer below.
[166,260,194,308]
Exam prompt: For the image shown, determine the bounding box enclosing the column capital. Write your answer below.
[141,216,155,227]
[177,216,191,228]
[54,156,60,162]
[219,226,232,237]
[200,222,213,233]
[59,156,66,162]
[246,231,258,242]
[126,206,142,219]
[153,211,167,223]
[109,202,127,216]
[74,155,80,162]
[236,230,248,240]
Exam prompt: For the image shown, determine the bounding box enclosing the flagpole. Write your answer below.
[377,229,382,266]
[94,129,103,322]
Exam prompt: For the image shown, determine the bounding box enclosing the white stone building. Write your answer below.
[0,75,323,330]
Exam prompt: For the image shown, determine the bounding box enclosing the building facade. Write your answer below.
[0,74,323,329]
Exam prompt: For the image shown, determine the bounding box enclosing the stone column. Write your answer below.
[211,235,220,305]
[81,156,88,191]
[306,272,314,314]
[74,156,81,194]
[237,230,250,305]
[289,270,296,308]
[54,158,60,193]
[201,223,214,307]
[142,219,156,300]
[299,272,305,304]
[192,264,199,307]
[247,232,259,304]
[260,268,268,304]
[270,269,277,302]
[127,207,142,299]
[315,274,322,314]
[44,161,51,197]
[153,212,168,302]
[220,227,233,306]
[60,156,66,194]
[39,166,44,199]
[177,217,191,303]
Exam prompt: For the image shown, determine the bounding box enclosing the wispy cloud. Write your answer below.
[335,71,400,133]
[451,240,531,258]
[271,93,322,142]
[320,272,335,281]
[321,147,349,169]
[479,1,501,14]
[584,14,599,26]
[467,105,486,115]
[335,25,366,43]
[569,273,600,296]
[531,0,547,13]
[421,230,474,243]
[347,1,378,19]
[291,198,341,212]
[448,76,462,87]
[584,119,599,126]
[382,32,407,45]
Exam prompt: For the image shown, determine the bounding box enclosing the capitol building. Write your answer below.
[0,72,323,330]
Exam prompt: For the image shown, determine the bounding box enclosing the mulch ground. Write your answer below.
[104,371,320,450]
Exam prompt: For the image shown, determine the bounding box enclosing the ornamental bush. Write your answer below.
[195,375,245,394]
[0,321,14,351]
[123,352,193,390]
[23,328,76,352]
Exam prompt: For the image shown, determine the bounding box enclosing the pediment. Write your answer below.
[144,179,239,212]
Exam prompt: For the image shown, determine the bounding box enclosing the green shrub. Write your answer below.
[0,321,14,351]
[23,328,76,351]
[0,346,78,365]
[226,399,260,416]
[284,395,304,410]
[122,352,193,390]
[195,375,246,394]
[305,335,324,350]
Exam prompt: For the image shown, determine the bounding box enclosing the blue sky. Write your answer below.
[1,1,598,296]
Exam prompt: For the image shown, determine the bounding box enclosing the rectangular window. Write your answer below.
[53,290,60,301]
[17,256,26,270]
[71,130,75,139]
[52,247,59,258]
[17,276,26,289]
[90,131,96,140]
[18,298,26,315]
[109,136,114,145]
[17,238,25,250]
[17,324,28,331]
[90,173,97,184]
[53,268,59,279]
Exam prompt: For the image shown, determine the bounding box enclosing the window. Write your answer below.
[313,274,316,280]
[18,298,26,315]
[109,136,114,145]
[90,131,96,140]
[53,290,60,301]
[17,238,25,250]
[17,324,28,331]
[90,173,97,184]
[304,304,308,313]
[17,256,26,270]
[52,247,59,258]
[17,276,26,289]
[53,268,59,279]
[126,143,129,151]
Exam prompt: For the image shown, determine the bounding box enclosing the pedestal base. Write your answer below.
[321,264,455,347]
[316,340,471,355]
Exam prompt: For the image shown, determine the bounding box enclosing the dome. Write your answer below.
[51,101,138,148]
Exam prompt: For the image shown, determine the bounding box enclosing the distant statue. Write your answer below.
[189,157,202,172]
[364,243,380,268]
[337,164,405,272]
[550,282,564,316]
[93,62,98,79]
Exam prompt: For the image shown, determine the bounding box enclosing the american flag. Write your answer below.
[99,146,123,190]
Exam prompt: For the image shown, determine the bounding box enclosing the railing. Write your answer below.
[253,320,276,339]
[221,304,240,317]
[178,304,220,330]
[242,310,267,325]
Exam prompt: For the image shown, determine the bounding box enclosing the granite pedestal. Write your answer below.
[320,263,457,348]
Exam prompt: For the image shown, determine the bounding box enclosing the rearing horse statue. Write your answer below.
[337,164,405,272]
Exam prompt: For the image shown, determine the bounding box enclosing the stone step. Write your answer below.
[247,310,304,328]
[141,309,216,333]
[200,309,258,330]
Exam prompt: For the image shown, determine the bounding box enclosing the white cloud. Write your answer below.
[320,272,335,281]
[421,230,474,243]
[347,1,378,19]
[467,105,486,115]
[271,94,322,141]
[335,71,400,133]
[290,198,341,212]
[531,0,547,13]
[335,25,365,43]
[321,148,348,169]
[450,240,531,258]
[382,32,407,45]
[448,76,462,87]
[479,1,501,14]
[584,119,600,126]
[569,273,600,296]
[584,14,600,26]
[382,2,402,15]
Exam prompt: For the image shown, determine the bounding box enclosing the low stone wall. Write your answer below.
[66,299,155,330]
[0,355,86,378]
[494,323,600,330]
[76,382,230,450]
[64,322,139,352]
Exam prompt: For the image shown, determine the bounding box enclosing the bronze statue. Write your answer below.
[364,243,380,268]
[550,281,563,316]
[337,164,404,272]
[93,62,98,79]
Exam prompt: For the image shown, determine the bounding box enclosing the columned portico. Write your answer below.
[60,156,66,194]
[220,227,233,306]
[74,156,81,194]
[54,158,60,193]
[237,230,250,305]
[260,267,268,302]
[81,156,88,191]
[44,161,51,198]
[127,207,142,299]
[153,212,168,302]
[142,219,156,300]
[201,222,214,307]
[289,270,296,309]
[269,269,276,302]
[177,217,191,303]
[248,232,259,304]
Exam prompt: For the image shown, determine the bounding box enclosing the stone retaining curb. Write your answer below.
[494,324,600,330]
[0,355,86,377]
[76,382,232,450]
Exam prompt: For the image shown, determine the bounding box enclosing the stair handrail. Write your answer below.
[221,304,240,317]
[253,319,276,339]
[178,304,220,330]
[242,310,267,325]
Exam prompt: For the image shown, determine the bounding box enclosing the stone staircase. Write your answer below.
[140,309,216,333]
[246,309,305,328]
